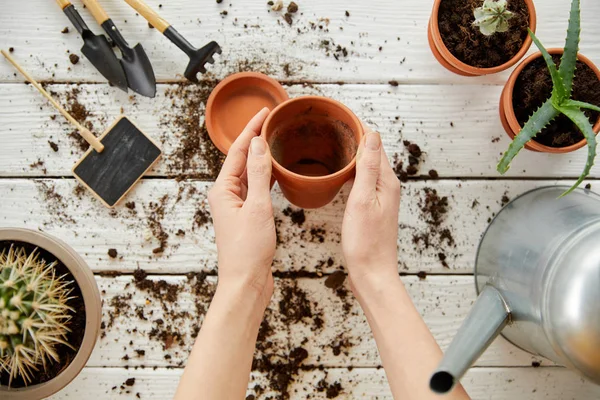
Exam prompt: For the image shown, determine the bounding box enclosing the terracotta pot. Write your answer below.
[428,0,537,76]
[500,49,600,153]
[206,72,289,154]
[0,228,102,400]
[262,96,363,209]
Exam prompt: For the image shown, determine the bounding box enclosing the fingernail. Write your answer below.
[251,137,266,156]
[365,132,381,151]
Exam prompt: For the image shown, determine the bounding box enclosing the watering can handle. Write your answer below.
[430,285,510,394]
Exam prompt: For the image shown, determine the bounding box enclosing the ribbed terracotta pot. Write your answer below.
[428,0,536,76]
[262,96,363,209]
[500,49,600,153]
[0,228,101,400]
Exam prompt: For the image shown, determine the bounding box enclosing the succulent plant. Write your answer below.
[473,0,514,36]
[0,245,74,386]
[497,0,600,196]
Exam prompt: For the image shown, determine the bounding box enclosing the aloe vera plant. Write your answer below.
[497,0,600,195]
[473,0,514,36]
[0,246,74,386]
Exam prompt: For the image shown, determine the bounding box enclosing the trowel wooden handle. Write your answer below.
[1,50,104,153]
[56,0,72,10]
[80,0,110,25]
[123,0,170,33]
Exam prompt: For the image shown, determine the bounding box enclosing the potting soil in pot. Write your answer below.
[0,241,86,389]
[438,0,530,68]
[513,55,600,147]
[268,115,358,176]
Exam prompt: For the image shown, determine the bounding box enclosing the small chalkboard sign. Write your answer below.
[73,117,162,208]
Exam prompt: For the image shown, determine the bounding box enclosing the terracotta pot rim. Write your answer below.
[206,71,290,155]
[0,229,101,399]
[262,96,364,183]
[429,0,537,75]
[502,49,600,153]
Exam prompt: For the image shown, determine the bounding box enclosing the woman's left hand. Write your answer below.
[208,108,276,310]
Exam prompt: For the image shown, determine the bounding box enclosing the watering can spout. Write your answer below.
[430,286,510,394]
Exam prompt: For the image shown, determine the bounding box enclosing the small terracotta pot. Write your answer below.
[500,49,600,153]
[428,0,537,76]
[206,72,289,154]
[0,229,101,400]
[262,96,363,209]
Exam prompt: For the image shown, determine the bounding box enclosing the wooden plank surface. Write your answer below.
[89,275,542,369]
[2,178,595,274]
[0,0,599,85]
[49,367,600,399]
[1,83,599,179]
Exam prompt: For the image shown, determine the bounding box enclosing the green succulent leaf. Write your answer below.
[497,99,559,174]
[555,105,597,196]
[563,99,600,113]
[559,0,581,97]
[528,29,566,102]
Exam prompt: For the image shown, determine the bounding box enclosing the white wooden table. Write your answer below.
[2,0,600,398]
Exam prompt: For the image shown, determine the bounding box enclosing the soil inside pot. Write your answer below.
[438,0,530,68]
[0,241,86,389]
[268,115,358,177]
[513,54,600,147]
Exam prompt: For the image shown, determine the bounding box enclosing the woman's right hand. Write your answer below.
[341,126,401,295]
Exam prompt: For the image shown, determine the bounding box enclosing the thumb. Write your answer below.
[246,136,273,205]
[354,131,382,193]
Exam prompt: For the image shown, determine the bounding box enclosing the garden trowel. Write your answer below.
[81,0,156,98]
[56,0,127,92]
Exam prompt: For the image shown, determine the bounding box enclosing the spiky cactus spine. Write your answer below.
[0,246,74,386]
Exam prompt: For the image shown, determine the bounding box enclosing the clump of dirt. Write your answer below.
[283,207,306,227]
[29,159,47,174]
[317,377,344,398]
[108,248,118,258]
[438,0,530,68]
[48,141,59,152]
[411,188,456,268]
[145,195,170,255]
[324,270,345,290]
[512,55,600,147]
[159,82,225,180]
[393,140,426,182]
[193,207,211,230]
[69,54,80,65]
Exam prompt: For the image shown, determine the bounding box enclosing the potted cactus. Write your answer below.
[0,229,101,399]
[498,0,600,195]
[428,0,536,76]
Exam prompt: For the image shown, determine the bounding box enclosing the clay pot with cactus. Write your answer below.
[428,0,536,76]
[0,228,101,399]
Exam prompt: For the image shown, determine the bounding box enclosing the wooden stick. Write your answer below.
[1,50,104,153]
[80,0,110,25]
[124,0,170,33]
[56,0,72,10]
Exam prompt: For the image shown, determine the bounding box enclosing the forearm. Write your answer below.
[174,282,266,400]
[353,272,470,400]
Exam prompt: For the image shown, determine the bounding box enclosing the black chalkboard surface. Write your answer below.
[73,117,162,208]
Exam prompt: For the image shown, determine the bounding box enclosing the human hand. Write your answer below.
[342,126,401,296]
[208,108,276,310]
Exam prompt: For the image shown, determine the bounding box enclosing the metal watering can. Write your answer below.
[430,186,600,393]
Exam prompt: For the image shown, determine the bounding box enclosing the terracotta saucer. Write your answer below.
[205,72,289,154]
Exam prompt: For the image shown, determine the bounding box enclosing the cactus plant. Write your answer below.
[497,0,600,196]
[473,0,514,36]
[0,245,74,386]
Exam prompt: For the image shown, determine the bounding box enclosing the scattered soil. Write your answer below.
[61,27,69,34]
[287,2,298,13]
[512,55,600,147]
[317,377,344,398]
[283,207,306,227]
[393,140,426,181]
[48,140,59,152]
[411,188,456,268]
[69,54,80,65]
[438,0,530,68]
[160,83,225,180]
[389,80,399,87]
[108,248,118,258]
[145,195,170,254]
[0,241,86,388]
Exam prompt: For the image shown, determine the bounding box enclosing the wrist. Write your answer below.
[214,279,272,317]
[349,268,404,303]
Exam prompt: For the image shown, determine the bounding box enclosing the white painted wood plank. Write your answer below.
[1,0,599,85]
[2,179,594,274]
[1,83,599,179]
[90,275,542,368]
[48,367,600,399]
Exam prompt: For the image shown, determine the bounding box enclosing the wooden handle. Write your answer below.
[123,0,170,33]
[1,50,104,153]
[56,0,72,10]
[80,0,110,25]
